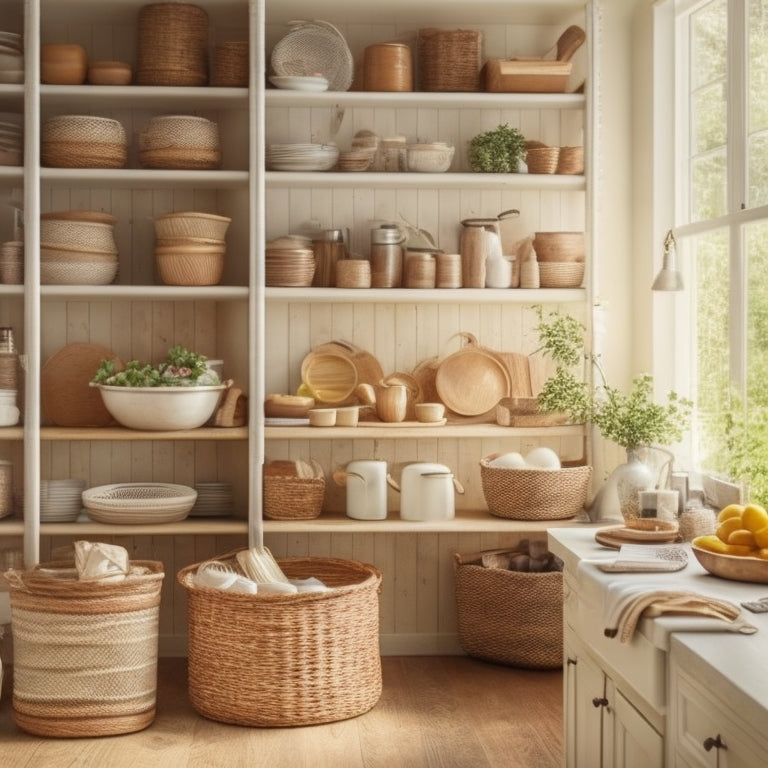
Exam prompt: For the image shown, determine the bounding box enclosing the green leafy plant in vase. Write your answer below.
[531,305,693,521]
[468,123,526,173]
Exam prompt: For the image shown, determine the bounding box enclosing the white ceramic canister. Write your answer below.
[338,459,388,520]
[387,462,464,521]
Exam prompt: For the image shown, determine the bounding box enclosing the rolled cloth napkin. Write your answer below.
[603,585,757,643]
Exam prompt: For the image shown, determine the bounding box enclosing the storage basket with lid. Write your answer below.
[7,558,164,737]
[178,552,382,726]
[417,28,483,91]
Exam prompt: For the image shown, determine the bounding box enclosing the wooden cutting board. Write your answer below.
[498,352,532,397]
[41,342,123,427]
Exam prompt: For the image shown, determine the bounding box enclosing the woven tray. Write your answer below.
[7,559,164,738]
[479,454,592,519]
[178,553,382,726]
[454,549,563,668]
[82,483,197,524]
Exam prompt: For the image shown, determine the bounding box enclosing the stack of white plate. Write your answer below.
[266,142,339,172]
[40,479,87,523]
[189,482,234,517]
[0,111,22,167]
[0,31,23,84]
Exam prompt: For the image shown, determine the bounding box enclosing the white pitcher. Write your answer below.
[333,459,388,520]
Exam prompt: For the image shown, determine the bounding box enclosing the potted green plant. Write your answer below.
[468,123,526,173]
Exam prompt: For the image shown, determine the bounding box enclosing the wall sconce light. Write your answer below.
[652,230,683,291]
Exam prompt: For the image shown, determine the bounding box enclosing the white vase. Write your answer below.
[588,448,656,523]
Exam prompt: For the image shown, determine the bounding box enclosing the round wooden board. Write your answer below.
[41,342,122,427]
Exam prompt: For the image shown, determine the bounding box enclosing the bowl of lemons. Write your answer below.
[692,502,768,583]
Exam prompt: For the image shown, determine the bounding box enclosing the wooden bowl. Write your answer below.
[691,545,768,583]
[87,60,133,86]
[41,44,88,85]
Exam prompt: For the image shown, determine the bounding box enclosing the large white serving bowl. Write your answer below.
[92,383,227,430]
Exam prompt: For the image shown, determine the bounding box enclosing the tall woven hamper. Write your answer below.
[7,560,164,737]
[178,553,383,726]
[453,550,563,669]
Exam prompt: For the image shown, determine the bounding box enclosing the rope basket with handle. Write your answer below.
[6,559,164,738]
[178,553,382,726]
[480,453,591,519]
[453,549,563,668]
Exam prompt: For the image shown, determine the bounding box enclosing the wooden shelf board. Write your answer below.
[40,426,249,441]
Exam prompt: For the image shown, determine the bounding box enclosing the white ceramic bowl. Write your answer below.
[92,384,227,430]
[406,143,455,173]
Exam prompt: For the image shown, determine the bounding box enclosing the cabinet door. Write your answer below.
[565,630,606,768]
[610,684,664,768]
[669,659,768,768]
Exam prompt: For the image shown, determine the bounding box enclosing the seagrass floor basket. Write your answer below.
[7,559,164,737]
[453,549,563,669]
[178,553,383,726]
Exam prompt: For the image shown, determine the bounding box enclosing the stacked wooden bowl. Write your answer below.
[40,210,119,285]
[136,2,209,86]
[139,115,221,170]
[533,231,585,288]
[154,211,231,285]
[265,236,315,287]
[41,115,127,169]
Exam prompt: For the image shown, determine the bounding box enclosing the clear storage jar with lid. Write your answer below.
[370,224,404,287]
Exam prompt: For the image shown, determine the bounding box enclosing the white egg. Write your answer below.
[524,447,561,470]
[489,451,527,469]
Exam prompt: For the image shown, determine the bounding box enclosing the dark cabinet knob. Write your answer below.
[703,734,726,752]
[592,696,609,708]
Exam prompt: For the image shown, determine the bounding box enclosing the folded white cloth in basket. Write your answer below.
[74,540,130,582]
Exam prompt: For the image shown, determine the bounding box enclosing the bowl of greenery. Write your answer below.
[91,345,228,430]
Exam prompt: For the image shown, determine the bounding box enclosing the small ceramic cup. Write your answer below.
[374,383,407,423]
[415,402,445,423]
[335,406,359,427]
[308,408,337,427]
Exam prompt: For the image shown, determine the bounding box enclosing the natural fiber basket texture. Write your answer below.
[526,146,559,174]
[418,29,483,91]
[136,3,209,86]
[7,560,164,737]
[479,455,591,519]
[155,250,224,285]
[178,554,383,726]
[453,550,563,668]
[154,211,231,240]
[264,471,326,520]
[556,146,584,175]
[41,141,127,169]
[537,262,585,288]
[212,41,249,87]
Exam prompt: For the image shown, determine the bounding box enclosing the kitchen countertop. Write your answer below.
[548,525,768,725]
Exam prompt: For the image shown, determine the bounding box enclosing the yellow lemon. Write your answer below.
[756,548,768,560]
[693,535,729,554]
[741,503,768,533]
[717,503,745,523]
[723,543,756,557]
[754,525,768,549]
[728,529,756,547]
[716,516,743,543]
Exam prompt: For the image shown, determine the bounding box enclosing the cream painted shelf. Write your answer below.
[40,426,248,441]
[40,168,249,190]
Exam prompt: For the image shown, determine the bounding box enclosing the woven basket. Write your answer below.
[453,549,563,668]
[556,145,584,175]
[40,219,117,252]
[7,559,164,737]
[155,250,224,285]
[139,116,220,151]
[526,146,560,174]
[212,41,249,87]
[136,3,209,86]
[40,260,118,285]
[41,141,127,169]
[0,459,12,518]
[264,461,325,520]
[479,454,592,520]
[178,553,382,726]
[0,353,19,390]
[418,28,483,92]
[154,211,232,240]
[42,115,126,144]
[139,148,222,170]
[537,261,585,288]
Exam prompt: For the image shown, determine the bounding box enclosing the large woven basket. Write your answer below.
[7,559,164,737]
[479,454,592,519]
[178,554,382,726]
[453,549,563,668]
[418,28,483,91]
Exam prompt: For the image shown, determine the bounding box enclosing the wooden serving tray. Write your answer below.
[483,59,572,93]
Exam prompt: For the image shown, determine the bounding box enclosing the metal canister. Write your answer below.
[311,229,347,288]
[370,224,405,288]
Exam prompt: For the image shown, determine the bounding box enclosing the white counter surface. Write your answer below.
[548,526,768,727]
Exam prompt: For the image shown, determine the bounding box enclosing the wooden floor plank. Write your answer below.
[1,656,563,768]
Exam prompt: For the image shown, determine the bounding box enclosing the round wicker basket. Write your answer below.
[139,147,222,170]
[479,454,592,520]
[537,261,585,288]
[140,116,220,151]
[526,146,560,174]
[155,250,224,286]
[212,41,248,87]
[41,141,127,169]
[41,115,126,144]
[40,260,118,285]
[154,211,232,240]
[556,145,584,174]
[40,219,117,252]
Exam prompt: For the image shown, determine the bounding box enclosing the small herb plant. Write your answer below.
[92,345,219,387]
[468,123,526,173]
[531,306,693,451]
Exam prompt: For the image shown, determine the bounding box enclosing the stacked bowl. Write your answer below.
[266,142,339,171]
[265,236,315,287]
[40,479,87,523]
[40,210,119,285]
[0,31,23,84]
[533,231,585,288]
[139,115,221,170]
[0,111,23,166]
[154,211,231,285]
[41,115,127,169]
